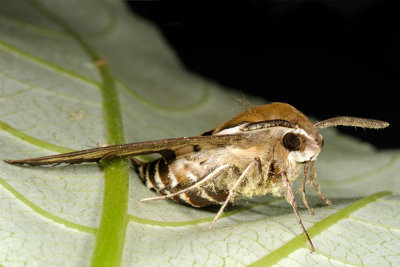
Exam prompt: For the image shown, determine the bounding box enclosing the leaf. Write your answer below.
[0,1,399,266]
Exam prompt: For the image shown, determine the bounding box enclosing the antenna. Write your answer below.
[315,116,389,129]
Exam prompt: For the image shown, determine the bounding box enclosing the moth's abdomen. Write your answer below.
[134,158,227,207]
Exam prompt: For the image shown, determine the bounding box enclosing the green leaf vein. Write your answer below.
[0,120,73,153]
[25,1,129,266]
[249,191,392,266]
[0,175,96,234]
[0,37,209,113]
[321,154,399,187]
[128,198,284,227]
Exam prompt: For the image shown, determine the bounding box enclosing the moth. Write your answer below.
[5,102,389,251]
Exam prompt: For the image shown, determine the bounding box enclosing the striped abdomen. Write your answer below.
[135,157,228,207]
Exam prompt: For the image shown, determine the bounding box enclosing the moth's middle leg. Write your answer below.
[207,157,263,230]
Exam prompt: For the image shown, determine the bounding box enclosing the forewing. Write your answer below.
[4,135,242,166]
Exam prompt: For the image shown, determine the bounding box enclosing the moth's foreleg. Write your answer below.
[282,172,315,252]
[140,164,233,203]
[207,157,262,231]
[309,161,331,206]
[299,163,314,215]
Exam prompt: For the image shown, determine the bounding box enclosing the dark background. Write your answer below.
[127,1,399,149]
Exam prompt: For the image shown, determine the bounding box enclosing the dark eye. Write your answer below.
[283,132,302,151]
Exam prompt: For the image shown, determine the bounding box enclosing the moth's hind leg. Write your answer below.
[207,157,262,230]
[140,163,233,202]
[309,161,331,206]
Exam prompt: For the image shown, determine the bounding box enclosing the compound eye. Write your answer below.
[283,132,302,151]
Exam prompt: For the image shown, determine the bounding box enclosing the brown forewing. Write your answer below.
[4,135,243,166]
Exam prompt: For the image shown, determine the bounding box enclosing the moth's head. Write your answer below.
[231,103,389,163]
[283,115,390,163]
[209,102,389,164]
[283,128,323,163]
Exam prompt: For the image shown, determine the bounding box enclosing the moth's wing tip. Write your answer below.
[3,158,51,166]
[3,159,17,164]
[3,159,30,166]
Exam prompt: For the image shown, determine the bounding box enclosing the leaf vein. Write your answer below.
[321,154,399,187]
[248,191,392,267]
[348,216,400,231]
[0,175,97,234]
[0,120,73,153]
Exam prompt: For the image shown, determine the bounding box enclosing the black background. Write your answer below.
[127,1,399,149]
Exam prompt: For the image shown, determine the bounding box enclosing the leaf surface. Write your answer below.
[0,1,399,266]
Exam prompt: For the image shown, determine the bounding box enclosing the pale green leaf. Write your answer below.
[0,1,399,266]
